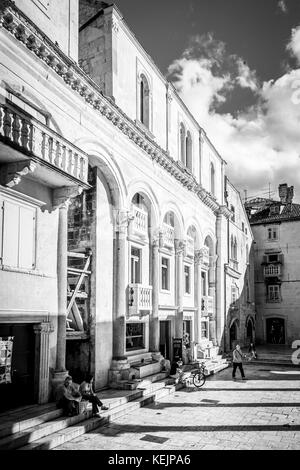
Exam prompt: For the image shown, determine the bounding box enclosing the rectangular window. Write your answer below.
[1,198,36,270]
[130,247,141,284]
[201,271,207,296]
[184,265,191,294]
[126,323,144,351]
[268,254,279,263]
[230,205,235,222]
[242,222,245,232]
[267,226,278,241]
[161,257,170,291]
[268,285,280,302]
[231,286,238,304]
[201,321,208,338]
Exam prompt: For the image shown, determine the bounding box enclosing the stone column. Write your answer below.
[34,322,53,404]
[52,186,83,389]
[109,210,132,384]
[150,237,160,353]
[209,256,217,346]
[55,201,69,372]
[175,239,185,339]
[194,250,202,348]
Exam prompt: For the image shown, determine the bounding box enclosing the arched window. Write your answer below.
[186,131,192,171]
[140,74,150,128]
[210,162,215,196]
[180,123,186,165]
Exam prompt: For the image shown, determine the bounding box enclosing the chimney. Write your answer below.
[278,183,294,209]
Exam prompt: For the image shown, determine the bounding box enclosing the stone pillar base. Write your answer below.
[151,351,164,363]
[51,370,69,400]
[108,358,130,386]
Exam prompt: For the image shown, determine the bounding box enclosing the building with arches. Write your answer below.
[0,0,255,404]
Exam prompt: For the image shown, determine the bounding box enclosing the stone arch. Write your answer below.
[160,201,185,239]
[229,318,239,350]
[127,181,160,238]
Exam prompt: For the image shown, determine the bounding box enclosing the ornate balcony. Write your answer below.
[130,206,148,238]
[264,265,281,277]
[201,295,214,317]
[0,103,88,185]
[186,236,194,258]
[128,284,152,317]
[161,223,174,248]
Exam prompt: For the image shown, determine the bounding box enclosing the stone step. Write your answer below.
[19,382,181,450]
[0,405,62,439]
[205,362,229,375]
[0,409,94,451]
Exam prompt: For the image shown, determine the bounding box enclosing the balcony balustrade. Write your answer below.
[131,206,148,237]
[0,104,88,184]
[229,259,239,272]
[264,264,281,277]
[201,295,214,317]
[128,284,152,316]
[186,236,194,257]
[161,223,174,248]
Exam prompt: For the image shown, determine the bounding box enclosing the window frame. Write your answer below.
[130,246,142,284]
[184,264,191,295]
[161,256,170,292]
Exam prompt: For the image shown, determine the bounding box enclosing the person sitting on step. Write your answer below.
[56,375,82,417]
[79,374,108,417]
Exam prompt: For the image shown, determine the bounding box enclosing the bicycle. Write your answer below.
[191,361,206,387]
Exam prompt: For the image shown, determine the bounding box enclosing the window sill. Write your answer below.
[0,265,54,278]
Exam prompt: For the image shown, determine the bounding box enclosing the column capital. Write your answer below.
[52,186,83,210]
[0,160,37,188]
[33,322,54,335]
[175,239,186,256]
[194,250,202,265]
[113,209,134,234]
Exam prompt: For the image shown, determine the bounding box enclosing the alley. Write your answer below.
[55,364,300,450]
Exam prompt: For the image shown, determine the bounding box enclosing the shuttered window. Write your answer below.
[0,197,36,270]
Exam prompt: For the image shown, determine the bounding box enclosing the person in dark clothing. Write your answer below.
[232,345,246,380]
[79,374,108,416]
[56,376,82,416]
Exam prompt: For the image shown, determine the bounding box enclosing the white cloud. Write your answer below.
[287,26,300,64]
[278,0,288,14]
[167,33,300,202]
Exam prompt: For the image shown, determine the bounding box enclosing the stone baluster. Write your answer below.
[12,112,20,145]
[3,107,12,139]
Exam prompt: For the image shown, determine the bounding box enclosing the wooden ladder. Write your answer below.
[66,250,91,331]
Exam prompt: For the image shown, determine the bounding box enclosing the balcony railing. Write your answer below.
[131,206,148,236]
[0,104,88,184]
[161,223,174,248]
[128,284,152,316]
[201,295,214,316]
[186,236,194,257]
[229,259,239,272]
[264,265,281,277]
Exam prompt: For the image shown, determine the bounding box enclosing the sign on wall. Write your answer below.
[172,337,183,361]
[0,336,14,384]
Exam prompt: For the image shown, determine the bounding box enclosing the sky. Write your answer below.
[113,0,300,203]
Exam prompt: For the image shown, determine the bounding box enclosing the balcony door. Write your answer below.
[131,247,141,284]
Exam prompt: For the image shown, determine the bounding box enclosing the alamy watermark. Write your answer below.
[291,340,300,364]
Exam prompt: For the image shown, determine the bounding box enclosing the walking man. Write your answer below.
[232,344,246,380]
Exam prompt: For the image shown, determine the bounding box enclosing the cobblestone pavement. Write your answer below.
[56,364,300,450]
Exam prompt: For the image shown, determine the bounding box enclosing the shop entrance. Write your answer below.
[0,323,35,412]
[159,321,170,360]
[266,318,285,344]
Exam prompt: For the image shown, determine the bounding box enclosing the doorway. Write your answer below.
[159,321,170,360]
[266,318,285,344]
[230,321,238,350]
[0,323,35,412]
[246,318,254,344]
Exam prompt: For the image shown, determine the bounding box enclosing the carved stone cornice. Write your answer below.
[0,1,223,215]
[0,160,37,187]
[217,205,232,219]
[52,186,83,210]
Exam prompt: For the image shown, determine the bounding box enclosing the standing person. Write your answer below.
[232,344,247,380]
[248,342,258,360]
[56,376,82,416]
[80,374,109,417]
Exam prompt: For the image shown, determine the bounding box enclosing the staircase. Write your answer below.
[244,345,297,367]
[0,375,181,451]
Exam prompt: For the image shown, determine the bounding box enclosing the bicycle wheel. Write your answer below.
[193,372,206,387]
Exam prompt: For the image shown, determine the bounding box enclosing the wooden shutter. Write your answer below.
[2,200,19,267]
[19,205,36,269]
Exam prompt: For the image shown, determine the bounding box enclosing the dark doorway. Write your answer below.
[230,321,238,350]
[0,323,35,412]
[246,319,254,344]
[159,321,170,360]
[266,318,285,344]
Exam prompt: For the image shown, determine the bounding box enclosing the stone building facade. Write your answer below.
[0,0,255,405]
[245,184,300,346]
